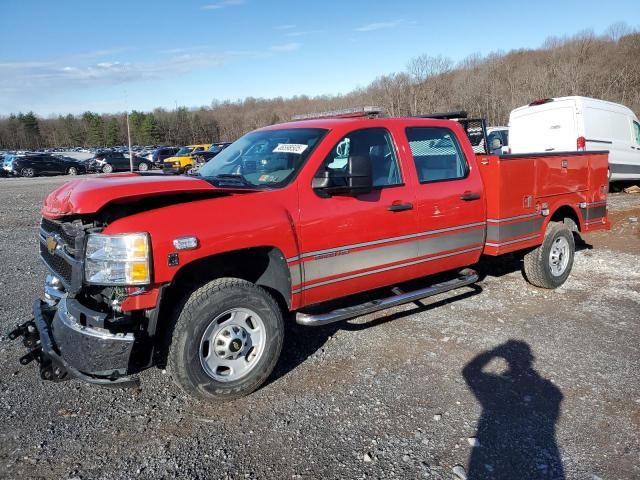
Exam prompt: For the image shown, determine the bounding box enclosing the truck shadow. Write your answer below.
[269,279,483,385]
[475,234,592,282]
[462,340,565,479]
[270,235,591,388]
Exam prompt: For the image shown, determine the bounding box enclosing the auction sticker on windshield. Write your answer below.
[273,144,308,154]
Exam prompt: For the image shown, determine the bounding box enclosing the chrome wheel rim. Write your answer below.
[22,168,34,177]
[103,164,112,173]
[139,162,148,171]
[199,308,266,382]
[549,236,570,276]
[68,167,77,175]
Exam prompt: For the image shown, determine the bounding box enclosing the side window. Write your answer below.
[194,147,204,152]
[405,127,469,183]
[318,128,401,187]
[634,121,640,145]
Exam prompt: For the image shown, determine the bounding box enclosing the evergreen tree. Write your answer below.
[142,115,161,144]
[105,118,120,146]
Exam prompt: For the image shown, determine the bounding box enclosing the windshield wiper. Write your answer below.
[210,173,254,187]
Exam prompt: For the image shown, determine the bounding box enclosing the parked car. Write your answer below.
[190,142,232,174]
[86,151,153,173]
[8,153,86,177]
[150,147,180,167]
[12,107,610,401]
[162,144,211,174]
[509,96,640,180]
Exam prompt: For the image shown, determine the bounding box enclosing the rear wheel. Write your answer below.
[101,163,113,174]
[168,278,284,401]
[523,222,575,288]
[138,162,149,172]
[21,167,35,178]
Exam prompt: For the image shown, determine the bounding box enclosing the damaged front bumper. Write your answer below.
[9,298,140,387]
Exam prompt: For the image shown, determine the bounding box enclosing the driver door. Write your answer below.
[296,127,419,306]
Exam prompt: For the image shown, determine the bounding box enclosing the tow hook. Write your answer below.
[8,319,69,382]
[8,320,38,344]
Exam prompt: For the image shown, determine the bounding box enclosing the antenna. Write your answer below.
[124,89,133,172]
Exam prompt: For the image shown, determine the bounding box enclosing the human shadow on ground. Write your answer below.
[462,340,564,480]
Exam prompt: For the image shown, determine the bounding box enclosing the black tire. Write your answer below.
[167,278,284,401]
[21,167,35,178]
[523,222,575,289]
[101,163,113,174]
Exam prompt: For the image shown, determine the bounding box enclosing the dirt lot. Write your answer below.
[0,175,638,479]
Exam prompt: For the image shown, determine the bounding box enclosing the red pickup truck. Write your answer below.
[10,108,610,401]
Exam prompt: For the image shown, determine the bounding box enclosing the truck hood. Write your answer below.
[42,173,221,219]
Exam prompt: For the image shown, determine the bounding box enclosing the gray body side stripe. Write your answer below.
[300,246,483,291]
[486,217,544,242]
[486,213,540,223]
[579,205,607,221]
[485,234,540,247]
[299,221,486,259]
[303,229,484,283]
[289,265,302,288]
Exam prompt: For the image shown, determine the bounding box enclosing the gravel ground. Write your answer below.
[0,176,638,480]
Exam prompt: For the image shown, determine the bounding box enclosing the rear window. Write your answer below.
[405,127,468,183]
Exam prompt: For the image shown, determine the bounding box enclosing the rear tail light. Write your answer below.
[577,136,586,151]
[529,98,554,106]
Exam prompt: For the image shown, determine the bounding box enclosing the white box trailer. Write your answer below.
[508,96,640,180]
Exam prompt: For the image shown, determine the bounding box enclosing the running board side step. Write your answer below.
[296,268,478,327]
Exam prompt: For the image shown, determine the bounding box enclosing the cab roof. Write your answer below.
[258,116,459,132]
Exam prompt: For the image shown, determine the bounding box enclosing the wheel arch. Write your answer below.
[168,246,292,311]
[549,204,582,232]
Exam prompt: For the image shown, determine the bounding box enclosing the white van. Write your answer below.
[486,126,509,154]
[508,96,640,180]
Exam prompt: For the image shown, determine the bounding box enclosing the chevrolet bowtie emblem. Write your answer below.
[46,236,58,254]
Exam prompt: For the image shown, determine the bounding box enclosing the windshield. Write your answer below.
[198,128,327,188]
[175,146,193,156]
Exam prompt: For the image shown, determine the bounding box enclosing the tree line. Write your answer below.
[1,26,639,150]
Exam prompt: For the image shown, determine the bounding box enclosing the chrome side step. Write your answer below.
[296,268,479,327]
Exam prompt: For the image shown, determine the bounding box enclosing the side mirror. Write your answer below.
[313,155,373,197]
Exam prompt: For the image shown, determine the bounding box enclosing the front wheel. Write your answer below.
[67,166,78,175]
[168,278,284,401]
[138,162,149,172]
[523,222,575,288]
[101,163,113,174]
[21,167,35,178]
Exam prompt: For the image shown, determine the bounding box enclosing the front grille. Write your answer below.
[40,242,73,284]
[39,217,84,291]
[41,218,77,249]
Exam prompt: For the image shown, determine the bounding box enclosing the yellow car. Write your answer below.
[162,144,211,174]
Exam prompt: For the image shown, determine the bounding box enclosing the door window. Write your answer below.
[405,127,469,183]
[634,121,640,145]
[318,128,401,187]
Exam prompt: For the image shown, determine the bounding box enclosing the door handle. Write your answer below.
[388,202,414,212]
[460,192,481,201]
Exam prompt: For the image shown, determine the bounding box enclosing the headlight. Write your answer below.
[84,233,151,285]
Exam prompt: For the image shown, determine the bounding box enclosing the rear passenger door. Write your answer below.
[400,125,486,277]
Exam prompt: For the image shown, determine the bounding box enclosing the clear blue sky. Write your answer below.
[0,0,637,116]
